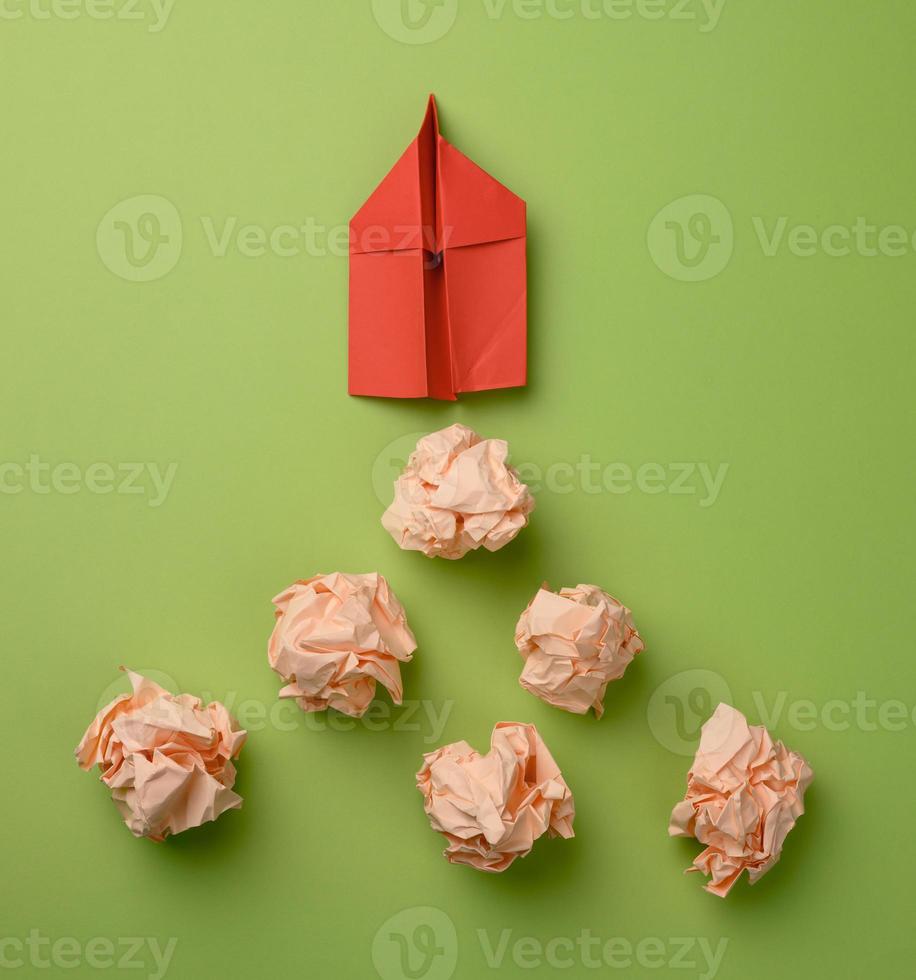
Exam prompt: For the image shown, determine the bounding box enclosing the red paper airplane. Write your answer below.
[349,95,527,400]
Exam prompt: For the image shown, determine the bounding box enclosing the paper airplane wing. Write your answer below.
[437,135,527,396]
[349,118,430,398]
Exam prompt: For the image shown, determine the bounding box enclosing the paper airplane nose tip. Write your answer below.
[423,94,440,134]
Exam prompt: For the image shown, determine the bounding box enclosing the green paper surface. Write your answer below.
[2,2,915,978]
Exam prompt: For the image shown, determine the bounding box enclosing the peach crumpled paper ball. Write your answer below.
[669,702,814,897]
[515,584,644,718]
[417,722,575,872]
[382,423,535,560]
[75,669,247,842]
[268,572,417,718]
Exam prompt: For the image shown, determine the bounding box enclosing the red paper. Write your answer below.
[349,95,527,401]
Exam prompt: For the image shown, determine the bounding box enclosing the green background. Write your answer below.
[2,1,915,978]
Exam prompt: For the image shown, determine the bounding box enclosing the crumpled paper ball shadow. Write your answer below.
[515,583,644,717]
[75,669,247,842]
[382,423,535,560]
[268,572,417,718]
[669,702,814,897]
[417,722,575,872]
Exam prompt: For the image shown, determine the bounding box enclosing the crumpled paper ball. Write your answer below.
[268,572,417,717]
[75,669,247,842]
[515,583,644,717]
[416,722,575,872]
[382,424,535,560]
[669,702,814,897]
